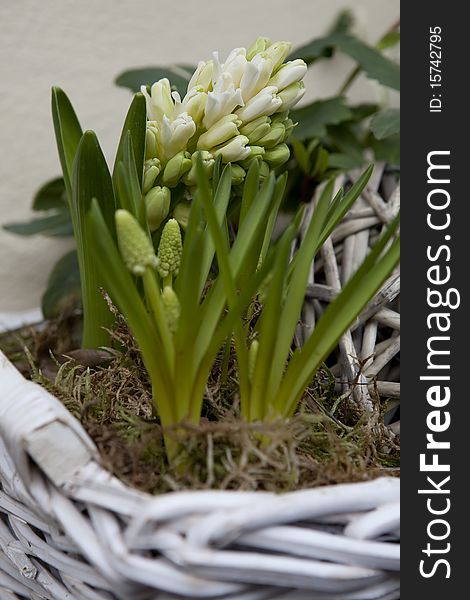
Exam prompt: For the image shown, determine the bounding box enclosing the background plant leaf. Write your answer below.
[291,97,353,139]
[290,33,400,90]
[115,65,195,96]
[3,212,73,237]
[42,250,81,318]
[370,108,400,140]
[32,177,67,211]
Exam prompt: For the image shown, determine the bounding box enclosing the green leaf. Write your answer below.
[291,98,353,139]
[370,109,400,140]
[328,153,365,170]
[42,250,81,319]
[72,131,117,348]
[33,177,67,211]
[115,65,195,96]
[370,133,400,164]
[291,33,400,90]
[3,211,73,237]
[113,93,146,196]
[51,87,83,200]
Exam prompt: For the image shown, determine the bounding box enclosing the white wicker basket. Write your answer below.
[0,165,400,599]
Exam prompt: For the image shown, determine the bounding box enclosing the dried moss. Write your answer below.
[1,310,399,495]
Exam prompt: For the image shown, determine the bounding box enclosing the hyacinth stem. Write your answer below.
[163,274,172,288]
[143,268,175,371]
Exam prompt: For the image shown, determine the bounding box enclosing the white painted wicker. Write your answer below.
[0,164,400,599]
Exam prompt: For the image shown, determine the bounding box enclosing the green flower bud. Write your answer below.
[157,218,182,278]
[197,114,241,150]
[246,37,272,61]
[239,145,265,169]
[145,186,170,232]
[173,200,191,230]
[230,164,246,185]
[115,209,158,276]
[162,151,192,187]
[239,116,271,144]
[183,150,215,186]
[263,143,290,168]
[143,158,161,194]
[277,81,305,111]
[248,339,259,381]
[256,121,286,148]
[145,122,159,160]
[161,286,180,335]
[264,41,292,73]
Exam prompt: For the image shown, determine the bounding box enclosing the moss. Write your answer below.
[1,309,399,495]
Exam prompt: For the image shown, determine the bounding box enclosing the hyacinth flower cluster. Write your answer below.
[141,37,307,231]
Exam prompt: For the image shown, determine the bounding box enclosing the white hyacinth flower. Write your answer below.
[141,79,174,123]
[221,47,247,88]
[240,53,273,102]
[213,134,251,162]
[203,71,244,129]
[268,59,307,91]
[159,113,196,160]
[236,86,282,123]
[187,60,214,92]
[173,87,207,126]
[197,114,241,149]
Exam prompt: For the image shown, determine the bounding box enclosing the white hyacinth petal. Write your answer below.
[236,86,282,123]
[160,113,196,160]
[213,135,251,162]
[240,54,273,102]
[268,59,308,91]
[203,72,244,129]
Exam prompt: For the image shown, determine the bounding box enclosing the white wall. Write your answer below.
[0,0,399,314]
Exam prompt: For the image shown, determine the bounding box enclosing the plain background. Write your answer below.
[0,0,399,318]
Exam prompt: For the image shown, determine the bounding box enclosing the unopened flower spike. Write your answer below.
[157,218,183,280]
[161,286,181,335]
[115,210,158,276]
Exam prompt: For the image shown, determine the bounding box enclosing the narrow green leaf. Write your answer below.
[72,131,117,347]
[277,215,400,415]
[238,160,259,228]
[267,179,334,401]
[249,219,297,420]
[199,165,232,294]
[113,93,146,194]
[51,87,83,200]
